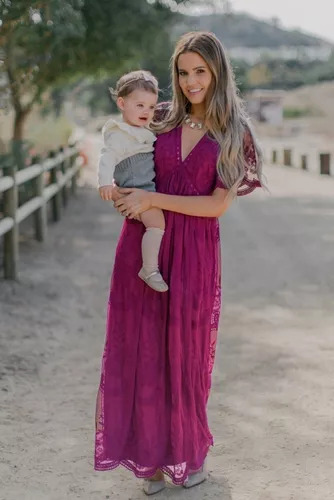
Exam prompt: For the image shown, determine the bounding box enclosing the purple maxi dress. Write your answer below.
[94,124,261,485]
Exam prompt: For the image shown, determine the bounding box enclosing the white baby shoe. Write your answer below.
[138,268,168,293]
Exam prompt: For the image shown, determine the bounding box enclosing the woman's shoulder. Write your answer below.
[153,101,172,122]
[153,102,178,135]
[242,123,254,147]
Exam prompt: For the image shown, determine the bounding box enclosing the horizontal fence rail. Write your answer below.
[0,145,83,279]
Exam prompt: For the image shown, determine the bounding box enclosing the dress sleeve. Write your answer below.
[215,128,262,195]
[97,128,118,187]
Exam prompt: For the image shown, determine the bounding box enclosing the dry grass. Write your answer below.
[257,81,334,140]
[0,107,73,156]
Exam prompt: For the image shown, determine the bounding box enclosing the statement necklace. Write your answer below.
[184,114,204,130]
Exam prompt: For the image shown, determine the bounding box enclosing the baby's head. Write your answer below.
[111,70,159,128]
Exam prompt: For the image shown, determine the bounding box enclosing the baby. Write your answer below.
[98,70,168,293]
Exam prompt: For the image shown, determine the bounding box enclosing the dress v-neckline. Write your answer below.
[178,125,207,164]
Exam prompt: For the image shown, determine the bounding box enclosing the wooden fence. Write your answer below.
[269,148,331,176]
[0,144,82,280]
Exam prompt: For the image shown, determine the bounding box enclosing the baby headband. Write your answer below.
[109,74,158,99]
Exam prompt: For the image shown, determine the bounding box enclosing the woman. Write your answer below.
[94,31,263,495]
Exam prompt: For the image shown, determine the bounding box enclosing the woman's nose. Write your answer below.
[187,73,197,85]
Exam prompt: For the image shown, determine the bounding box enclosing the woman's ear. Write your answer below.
[117,97,125,111]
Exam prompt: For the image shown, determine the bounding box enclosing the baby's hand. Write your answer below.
[99,184,123,202]
[99,185,114,201]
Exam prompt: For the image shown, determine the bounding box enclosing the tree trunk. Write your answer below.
[13,109,30,141]
[12,109,30,169]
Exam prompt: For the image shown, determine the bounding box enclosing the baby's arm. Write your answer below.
[97,126,119,200]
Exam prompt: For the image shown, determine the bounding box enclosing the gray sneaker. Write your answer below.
[138,268,168,293]
[183,460,208,488]
[142,478,166,495]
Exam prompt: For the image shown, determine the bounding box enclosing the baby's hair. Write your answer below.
[109,70,159,101]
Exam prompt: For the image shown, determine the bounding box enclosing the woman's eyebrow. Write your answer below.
[178,66,206,71]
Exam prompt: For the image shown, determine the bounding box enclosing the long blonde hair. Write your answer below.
[152,31,263,193]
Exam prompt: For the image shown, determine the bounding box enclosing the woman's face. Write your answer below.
[177,51,213,107]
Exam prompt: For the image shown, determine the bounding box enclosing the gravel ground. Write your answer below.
[1,159,334,500]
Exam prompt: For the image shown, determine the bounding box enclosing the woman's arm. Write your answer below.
[115,186,233,218]
[151,188,232,217]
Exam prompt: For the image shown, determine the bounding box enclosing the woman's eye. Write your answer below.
[179,71,186,76]
[197,69,205,74]
[137,104,144,108]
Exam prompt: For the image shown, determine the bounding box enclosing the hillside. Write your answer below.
[174,12,332,49]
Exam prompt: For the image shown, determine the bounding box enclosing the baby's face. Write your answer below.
[117,89,158,128]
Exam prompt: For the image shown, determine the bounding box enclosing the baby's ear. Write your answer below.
[117,97,125,111]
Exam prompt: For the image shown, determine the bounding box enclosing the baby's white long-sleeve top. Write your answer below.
[97,117,156,187]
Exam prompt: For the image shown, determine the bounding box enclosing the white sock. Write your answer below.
[141,227,165,275]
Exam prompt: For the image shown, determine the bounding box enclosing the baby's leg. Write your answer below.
[140,208,165,231]
[140,208,165,273]
[138,208,168,292]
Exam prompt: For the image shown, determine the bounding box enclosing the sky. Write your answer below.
[232,0,334,43]
[181,0,334,44]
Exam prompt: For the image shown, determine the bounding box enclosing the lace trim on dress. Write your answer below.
[94,447,213,485]
[208,221,221,395]
[215,128,261,195]
[237,128,262,196]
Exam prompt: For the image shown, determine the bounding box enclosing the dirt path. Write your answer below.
[1,161,334,500]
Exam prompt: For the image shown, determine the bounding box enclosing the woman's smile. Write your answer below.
[188,88,203,95]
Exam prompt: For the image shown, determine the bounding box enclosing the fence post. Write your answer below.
[301,154,307,170]
[70,149,78,196]
[49,150,61,221]
[3,161,18,279]
[272,150,277,164]
[59,146,69,206]
[33,154,47,242]
[283,149,292,166]
[320,153,331,175]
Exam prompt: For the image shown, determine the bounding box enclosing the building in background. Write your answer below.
[229,44,332,64]
[246,89,285,125]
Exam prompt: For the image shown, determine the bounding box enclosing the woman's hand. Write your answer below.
[114,188,153,218]
[99,182,123,202]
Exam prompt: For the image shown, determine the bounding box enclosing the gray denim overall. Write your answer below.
[113,152,156,192]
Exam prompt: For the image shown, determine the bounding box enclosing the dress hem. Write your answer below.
[94,439,214,486]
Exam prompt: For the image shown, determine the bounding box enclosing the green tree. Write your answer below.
[0,0,195,163]
[1,1,85,142]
